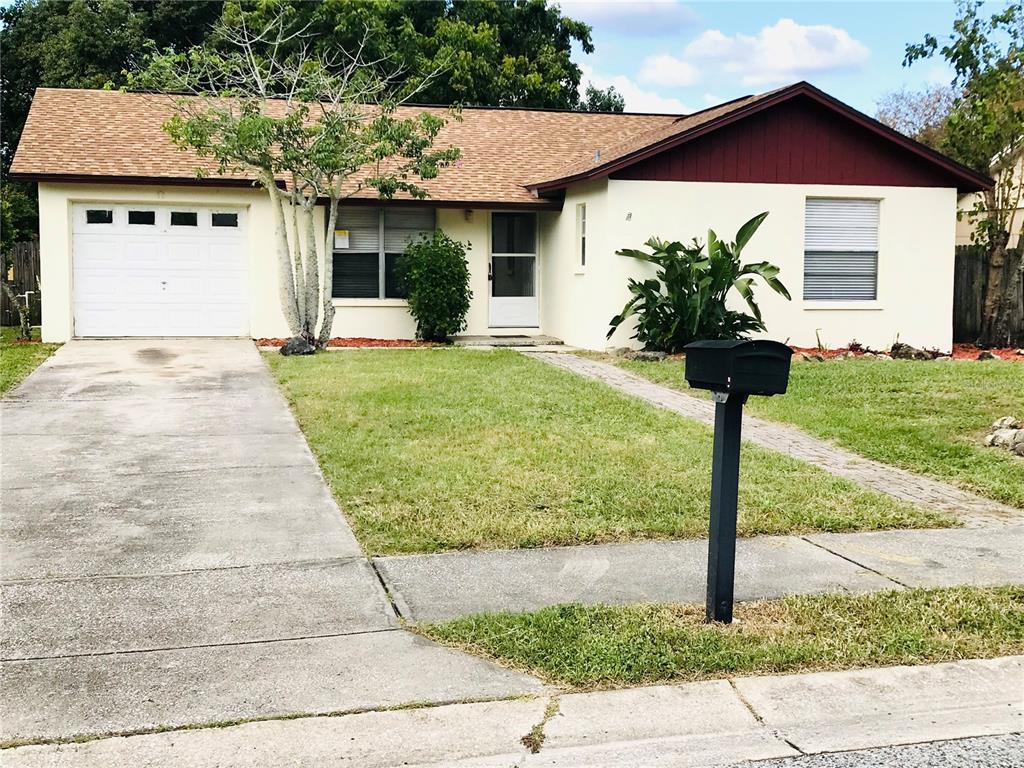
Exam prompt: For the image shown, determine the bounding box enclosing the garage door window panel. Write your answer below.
[170,211,198,227]
[212,212,238,228]
[86,209,114,224]
[128,210,156,226]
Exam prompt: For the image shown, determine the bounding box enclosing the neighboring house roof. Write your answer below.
[9,88,676,208]
[529,82,992,194]
[11,83,991,205]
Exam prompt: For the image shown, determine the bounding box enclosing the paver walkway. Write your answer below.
[527,352,1022,527]
[0,340,540,746]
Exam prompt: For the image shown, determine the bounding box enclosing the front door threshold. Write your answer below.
[452,335,563,348]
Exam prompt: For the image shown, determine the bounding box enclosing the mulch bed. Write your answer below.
[256,337,437,348]
[789,344,1023,361]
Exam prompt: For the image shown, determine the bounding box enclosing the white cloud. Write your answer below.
[559,1,697,37]
[683,19,870,86]
[638,54,701,87]
[580,64,691,113]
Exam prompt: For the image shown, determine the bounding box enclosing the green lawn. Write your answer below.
[612,355,1024,508]
[267,349,949,555]
[420,586,1024,688]
[0,327,59,395]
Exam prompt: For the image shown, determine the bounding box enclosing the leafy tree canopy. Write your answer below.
[1,0,609,177]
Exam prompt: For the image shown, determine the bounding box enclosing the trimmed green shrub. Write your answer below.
[608,212,791,352]
[398,231,473,342]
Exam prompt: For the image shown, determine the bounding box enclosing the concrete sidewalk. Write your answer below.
[5,656,1020,767]
[0,340,540,745]
[375,526,1024,622]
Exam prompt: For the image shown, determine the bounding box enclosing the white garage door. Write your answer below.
[72,204,249,337]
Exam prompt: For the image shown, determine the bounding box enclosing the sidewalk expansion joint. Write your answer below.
[0,627,400,663]
[1,556,370,586]
[370,559,404,621]
[521,696,561,754]
[728,678,806,756]
[1,461,313,491]
[799,536,911,589]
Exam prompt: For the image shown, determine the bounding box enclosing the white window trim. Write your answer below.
[802,197,882,306]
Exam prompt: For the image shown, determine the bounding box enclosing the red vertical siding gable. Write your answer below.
[610,96,959,188]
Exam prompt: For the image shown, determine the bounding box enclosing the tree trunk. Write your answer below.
[317,196,339,347]
[979,229,1010,346]
[1,281,32,340]
[302,199,320,340]
[267,182,301,337]
[290,190,307,336]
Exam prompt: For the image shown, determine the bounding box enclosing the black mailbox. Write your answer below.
[681,338,793,625]
[684,339,793,396]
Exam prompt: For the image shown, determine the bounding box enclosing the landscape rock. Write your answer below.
[876,354,893,361]
[616,349,668,362]
[982,416,1024,457]
[280,336,316,356]
[633,350,669,362]
[991,429,1019,448]
[861,352,877,359]
[839,351,857,359]
[890,342,937,361]
[992,416,1021,430]
[977,350,998,361]
[800,353,826,362]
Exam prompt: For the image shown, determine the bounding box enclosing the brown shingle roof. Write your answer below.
[10,88,679,206]
[528,89,786,189]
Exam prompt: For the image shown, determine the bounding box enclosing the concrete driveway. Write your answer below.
[0,339,539,745]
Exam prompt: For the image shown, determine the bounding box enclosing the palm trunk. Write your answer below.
[267,181,301,337]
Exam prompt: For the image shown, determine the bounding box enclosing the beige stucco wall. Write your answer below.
[539,179,959,352]
[37,182,504,342]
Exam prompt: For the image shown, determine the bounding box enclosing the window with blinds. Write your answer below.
[332,206,435,299]
[803,198,879,301]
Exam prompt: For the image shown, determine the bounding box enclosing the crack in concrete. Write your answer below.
[799,536,911,589]
[520,696,561,754]
[728,678,806,756]
[0,555,370,586]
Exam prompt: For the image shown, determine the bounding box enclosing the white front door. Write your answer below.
[72,204,248,337]
[489,212,538,328]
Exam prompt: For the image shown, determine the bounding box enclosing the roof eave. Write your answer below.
[529,82,994,194]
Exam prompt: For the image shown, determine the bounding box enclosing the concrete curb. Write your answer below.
[4,656,1020,767]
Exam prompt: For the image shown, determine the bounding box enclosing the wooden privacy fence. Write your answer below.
[953,244,1023,345]
[1,240,41,327]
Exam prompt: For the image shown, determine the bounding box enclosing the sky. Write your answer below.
[559,1,962,115]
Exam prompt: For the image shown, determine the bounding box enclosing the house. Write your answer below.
[957,148,1022,249]
[10,82,991,351]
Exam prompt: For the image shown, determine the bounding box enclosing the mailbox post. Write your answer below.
[684,340,793,623]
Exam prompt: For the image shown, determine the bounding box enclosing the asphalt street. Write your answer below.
[740,734,1024,768]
